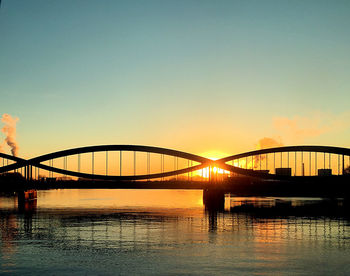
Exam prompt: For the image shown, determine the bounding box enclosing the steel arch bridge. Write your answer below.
[0,145,350,182]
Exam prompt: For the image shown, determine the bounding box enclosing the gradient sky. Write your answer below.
[1,0,350,159]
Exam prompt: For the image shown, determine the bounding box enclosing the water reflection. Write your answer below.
[0,190,349,275]
[225,195,350,218]
[36,189,204,209]
[0,213,18,273]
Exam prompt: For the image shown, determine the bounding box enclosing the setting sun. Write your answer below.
[200,151,229,160]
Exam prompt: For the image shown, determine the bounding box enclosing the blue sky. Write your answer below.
[1,0,350,157]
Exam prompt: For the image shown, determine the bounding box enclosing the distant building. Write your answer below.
[318,169,332,176]
[275,168,292,176]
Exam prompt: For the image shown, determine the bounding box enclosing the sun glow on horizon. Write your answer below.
[196,150,232,178]
[200,151,229,161]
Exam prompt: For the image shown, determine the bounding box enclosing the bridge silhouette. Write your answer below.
[1,145,350,180]
[1,145,350,202]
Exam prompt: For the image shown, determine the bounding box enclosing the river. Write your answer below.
[0,189,349,275]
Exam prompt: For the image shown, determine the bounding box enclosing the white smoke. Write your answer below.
[253,137,283,169]
[0,141,4,153]
[1,114,19,156]
[256,137,283,150]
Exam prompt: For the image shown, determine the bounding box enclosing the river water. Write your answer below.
[0,189,349,275]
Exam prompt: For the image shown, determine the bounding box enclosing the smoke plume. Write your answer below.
[253,137,283,169]
[1,114,19,156]
[0,141,4,153]
[256,137,283,150]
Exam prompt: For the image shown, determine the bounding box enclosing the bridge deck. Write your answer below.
[1,177,349,198]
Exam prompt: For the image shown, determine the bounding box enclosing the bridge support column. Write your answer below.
[24,165,33,181]
[18,190,37,212]
[203,188,225,210]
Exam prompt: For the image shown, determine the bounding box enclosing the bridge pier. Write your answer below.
[17,190,37,212]
[203,188,225,210]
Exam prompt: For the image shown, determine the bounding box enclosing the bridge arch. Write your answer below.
[217,145,350,179]
[0,153,28,174]
[1,145,213,181]
[1,145,350,181]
